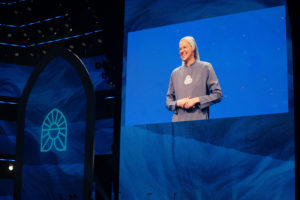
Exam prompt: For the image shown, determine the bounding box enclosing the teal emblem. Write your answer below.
[41,108,67,152]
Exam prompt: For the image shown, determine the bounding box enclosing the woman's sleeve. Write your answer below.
[199,63,222,109]
[166,73,178,114]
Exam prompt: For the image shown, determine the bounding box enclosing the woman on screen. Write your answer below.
[166,36,222,122]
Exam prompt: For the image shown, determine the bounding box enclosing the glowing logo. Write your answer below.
[41,108,67,152]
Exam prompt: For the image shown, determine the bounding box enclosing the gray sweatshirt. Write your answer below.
[166,60,222,122]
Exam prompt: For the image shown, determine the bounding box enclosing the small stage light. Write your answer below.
[8,164,14,171]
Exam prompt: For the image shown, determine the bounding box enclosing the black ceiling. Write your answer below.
[0,0,124,66]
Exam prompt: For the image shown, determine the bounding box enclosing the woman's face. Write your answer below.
[179,39,194,63]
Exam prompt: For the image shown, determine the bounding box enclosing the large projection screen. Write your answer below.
[119,0,295,199]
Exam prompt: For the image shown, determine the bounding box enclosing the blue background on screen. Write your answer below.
[125,6,288,125]
[21,57,86,199]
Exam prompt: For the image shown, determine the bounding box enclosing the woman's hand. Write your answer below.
[176,98,189,108]
[183,97,200,109]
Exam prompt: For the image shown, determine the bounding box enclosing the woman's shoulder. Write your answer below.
[172,65,184,74]
[196,61,213,71]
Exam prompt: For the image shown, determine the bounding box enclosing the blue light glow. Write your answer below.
[0,158,15,162]
[104,96,116,99]
[0,13,68,28]
[0,29,102,47]
[0,24,17,27]
[0,0,25,5]
[0,100,18,104]
[0,42,25,47]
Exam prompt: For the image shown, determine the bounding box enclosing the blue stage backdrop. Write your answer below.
[94,118,114,155]
[0,121,16,154]
[0,53,113,199]
[15,49,95,200]
[81,55,115,91]
[120,113,294,199]
[0,179,13,200]
[0,54,113,155]
[0,62,34,98]
[0,55,112,98]
[120,0,294,199]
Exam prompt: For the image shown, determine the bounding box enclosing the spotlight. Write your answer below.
[7,33,12,38]
[69,45,74,49]
[81,42,86,47]
[23,33,28,37]
[30,52,35,57]
[49,27,54,31]
[8,164,14,171]
[65,23,70,28]
[14,52,19,57]
[42,50,47,54]
[97,38,102,43]
[37,29,42,34]
[27,6,32,12]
